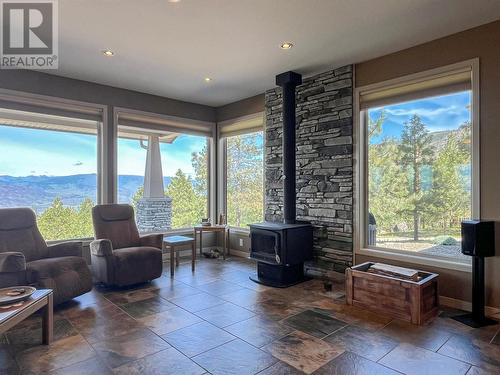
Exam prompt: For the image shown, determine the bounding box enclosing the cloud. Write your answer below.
[73,161,83,166]
[385,105,464,117]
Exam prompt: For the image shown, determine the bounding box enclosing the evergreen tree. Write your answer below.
[369,138,410,232]
[166,169,205,228]
[399,115,434,240]
[430,123,471,229]
[226,133,263,227]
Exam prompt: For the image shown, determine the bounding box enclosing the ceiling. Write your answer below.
[54,0,500,107]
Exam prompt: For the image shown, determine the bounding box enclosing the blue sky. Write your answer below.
[0,125,206,177]
[369,91,471,144]
[118,134,206,177]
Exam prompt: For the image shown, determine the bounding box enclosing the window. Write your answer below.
[0,109,99,240]
[117,126,208,231]
[225,131,264,228]
[358,61,478,263]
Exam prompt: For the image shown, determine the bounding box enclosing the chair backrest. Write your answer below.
[0,208,48,262]
[92,204,141,249]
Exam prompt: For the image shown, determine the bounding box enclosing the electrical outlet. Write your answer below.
[239,238,244,247]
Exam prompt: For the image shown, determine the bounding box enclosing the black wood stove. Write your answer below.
[249,71,313,288]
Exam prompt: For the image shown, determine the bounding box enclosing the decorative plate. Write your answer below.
[0,286,36,305]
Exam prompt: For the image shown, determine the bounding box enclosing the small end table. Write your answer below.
[0,289,53,345]
[163,235,196,277]
[193,225,230,260]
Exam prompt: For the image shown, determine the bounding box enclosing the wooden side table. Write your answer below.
[0,289,53,344]
[163,235,196,277]
[193,225,230,260]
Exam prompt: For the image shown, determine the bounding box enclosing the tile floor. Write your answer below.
[1,256,500,374]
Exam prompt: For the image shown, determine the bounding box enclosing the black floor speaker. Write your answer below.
[452,221,498,328]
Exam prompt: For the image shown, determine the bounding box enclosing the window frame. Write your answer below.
[113,107,215,233]
[0,88,108,241]
[218,113,265,232]
[354,59,480,272]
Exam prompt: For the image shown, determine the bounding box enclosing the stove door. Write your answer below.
[250,228,281,264]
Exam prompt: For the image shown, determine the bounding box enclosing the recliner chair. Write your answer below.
[0,208,93,305]
[90,204,163,286]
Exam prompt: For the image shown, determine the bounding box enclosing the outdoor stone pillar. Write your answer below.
[136,135,172,232]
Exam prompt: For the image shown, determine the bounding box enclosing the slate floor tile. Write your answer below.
[138,306,202,335]
[195,302,255,328]
[193,338,277,375]
[113,346,206,375]
[313,351,400,375]
[323,325,398,361]
[92,329,170,369]
[282,310,347,338]
[170,292,226,312]
[162,321,235,357]
[225,315,294,348]
[380,343,471,375]
[263,331,343,374]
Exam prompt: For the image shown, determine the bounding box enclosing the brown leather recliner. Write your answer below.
[0,208,93,305]
[90,204,163,286]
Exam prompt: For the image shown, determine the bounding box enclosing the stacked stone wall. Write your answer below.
[264,65,353,275]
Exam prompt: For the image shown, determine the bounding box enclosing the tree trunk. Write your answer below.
[413,210,419,241]
[413,159,420,241]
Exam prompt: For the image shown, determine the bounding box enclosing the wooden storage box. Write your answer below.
[346,262,439,325]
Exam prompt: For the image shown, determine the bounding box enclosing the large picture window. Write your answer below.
[0,110,99,240]
[225,131,264,228]
[117,126,208,231]
[358,62,478,263]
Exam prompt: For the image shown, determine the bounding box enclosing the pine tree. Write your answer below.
[165,169,205,228]
[369,138,410,232]
[399,115,434,240]
[226,133,263,227]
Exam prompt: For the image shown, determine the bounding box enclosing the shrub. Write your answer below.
[433,235,459,246]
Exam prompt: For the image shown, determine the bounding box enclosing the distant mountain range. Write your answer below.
[0,174,172,213]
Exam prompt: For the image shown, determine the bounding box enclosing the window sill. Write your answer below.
[228,227,250,235]
[356,247,472,273]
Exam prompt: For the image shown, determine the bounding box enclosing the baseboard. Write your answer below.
[439,295,500,317]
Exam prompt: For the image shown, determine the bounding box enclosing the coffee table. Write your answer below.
[0,289,53,344]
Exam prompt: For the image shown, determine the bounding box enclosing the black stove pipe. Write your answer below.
[276,71,302,224]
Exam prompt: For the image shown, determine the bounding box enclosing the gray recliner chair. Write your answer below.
[90,204,163,286]
[0,208,93,305]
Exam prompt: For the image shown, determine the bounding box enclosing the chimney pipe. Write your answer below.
[276,71,302,224]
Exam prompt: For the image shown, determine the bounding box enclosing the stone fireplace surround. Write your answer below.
[264,65,353,277]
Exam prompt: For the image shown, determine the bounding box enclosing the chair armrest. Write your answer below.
[0,252,26,273]
[90,239,113,257]
[140,233,163,249]
[47,241,83,258]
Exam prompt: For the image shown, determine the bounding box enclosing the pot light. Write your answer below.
[280,42,293,50]
[102,50,115,57]
[204,77,212,82]
[168,0,181,3]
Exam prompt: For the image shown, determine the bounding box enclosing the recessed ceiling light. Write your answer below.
[102,50,115,57]
[280,42,293,50]
[204,77,212,82]
[168,0,181,3]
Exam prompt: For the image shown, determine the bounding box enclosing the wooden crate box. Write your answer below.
[346,262,439,325]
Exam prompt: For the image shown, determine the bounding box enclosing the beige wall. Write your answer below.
[216,94,264,122]
[0,70,216,122]
[355,20,500,308]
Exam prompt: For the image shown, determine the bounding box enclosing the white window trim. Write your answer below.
[354,58,480,272]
